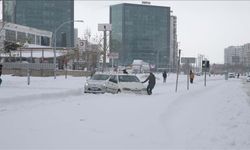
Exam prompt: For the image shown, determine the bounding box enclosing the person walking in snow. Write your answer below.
[190,70,194,84]
[0,64,2,86]
[142,72,156,95]
[162,71,167,83]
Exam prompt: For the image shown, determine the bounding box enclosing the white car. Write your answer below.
[105,74,147,94]
[84,73,110,94]
[246,75,250,82]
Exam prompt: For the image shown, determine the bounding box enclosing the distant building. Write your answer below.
[224,43,250,69]
[243,43,250,67]
[110,3,171,69]
[170,15,178,72]
[3,0,74,47]
[224,46,244,65]
[0,22,52,50]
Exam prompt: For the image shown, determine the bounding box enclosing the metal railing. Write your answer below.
[2,62,54,70]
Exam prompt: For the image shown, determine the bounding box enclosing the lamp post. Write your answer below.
[53,20,83,79]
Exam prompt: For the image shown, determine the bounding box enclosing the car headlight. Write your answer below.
[85,83,89,86]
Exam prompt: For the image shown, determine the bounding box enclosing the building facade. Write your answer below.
[0,22,52,50]
[170,15,178,72]
[224,43,250,68]
[224,46,244,65]
[110,3,171,69]
[3,0,74,47]
[243,43,250,67]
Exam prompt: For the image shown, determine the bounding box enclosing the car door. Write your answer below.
[106,75,119,93]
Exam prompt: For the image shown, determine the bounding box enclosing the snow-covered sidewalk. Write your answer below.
[0,75,250,149]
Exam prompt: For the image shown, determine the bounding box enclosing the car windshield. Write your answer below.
[91,74,110,80]
[118,75,140,82]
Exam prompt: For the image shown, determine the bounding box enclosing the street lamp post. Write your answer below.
[53,20,83,79]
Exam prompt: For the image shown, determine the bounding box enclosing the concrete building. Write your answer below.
[242,43,250,67]
[0,21,52,50]
[224,43,250,73]
[224,46,244,65]
[170,15,178,72]
[110,3,171,69]
[3,0,74,47]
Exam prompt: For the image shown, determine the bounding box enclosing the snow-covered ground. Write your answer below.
[0,73,250,149]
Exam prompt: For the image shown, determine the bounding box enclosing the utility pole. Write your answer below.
[187,60,190,90]
[175,49,181,92]
[103,27,107,72]
[98,24,111,72]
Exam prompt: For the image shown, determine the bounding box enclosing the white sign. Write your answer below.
[98,24,112,31]
[181,57,196,64]
[107,52,119,59]
[78,40,87,51]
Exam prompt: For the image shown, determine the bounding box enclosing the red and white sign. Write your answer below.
[107,52,119,59]
[78,40,87,51]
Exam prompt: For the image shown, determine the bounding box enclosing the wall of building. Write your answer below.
[3,0,74,48]
[224,43,250,67]
[170,15,178,71]
[110,3,171,69]
[0,22,52,50]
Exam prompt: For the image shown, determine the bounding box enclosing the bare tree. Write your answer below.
[83,28,91,42]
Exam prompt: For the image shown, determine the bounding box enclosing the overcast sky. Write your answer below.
[0,1,249,64]
[75,0,250,64]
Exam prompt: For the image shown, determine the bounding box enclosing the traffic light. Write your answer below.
[202,60,210,69]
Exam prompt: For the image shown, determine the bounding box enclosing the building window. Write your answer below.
[27,34,35,44]
[41,36,50,46]
[17,31,27,43]
[5,29,16,42]
[36,35,41,45]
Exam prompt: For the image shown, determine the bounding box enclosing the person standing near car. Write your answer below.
[162,71,167,83]
[142,72,156,95]
[190,70,194,84]
[122,69,128,74]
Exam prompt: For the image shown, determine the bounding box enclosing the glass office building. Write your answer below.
[110,3,171,69]
[3,0,74,47]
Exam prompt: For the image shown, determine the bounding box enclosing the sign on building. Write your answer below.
[98,24,112,31]
[107,52,119,59]
[181,57,196,64]
[78,40,87,52]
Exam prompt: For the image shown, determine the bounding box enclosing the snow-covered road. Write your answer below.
[0,74,250,149]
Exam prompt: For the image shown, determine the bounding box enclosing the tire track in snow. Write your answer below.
[0,88,83,104]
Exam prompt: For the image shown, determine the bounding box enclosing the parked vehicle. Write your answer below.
[105,74,147,94]
[84,73,110,94]
[228,73,235,78]
[131,59,150,73]
[246,75,250,82]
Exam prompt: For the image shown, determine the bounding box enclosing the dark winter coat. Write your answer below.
[0,64,2,76]
[123,69,128,74]
[163,71,167,78]
[142,73,156,88]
